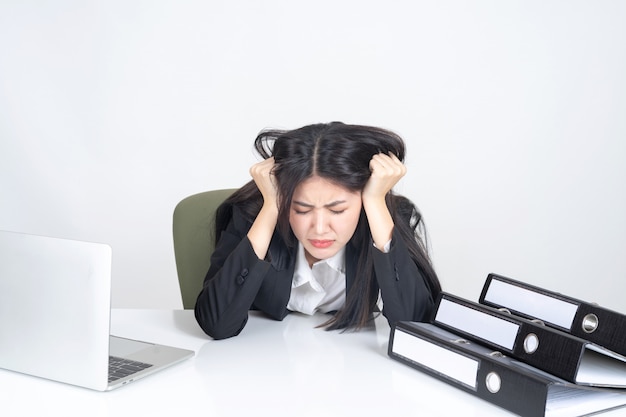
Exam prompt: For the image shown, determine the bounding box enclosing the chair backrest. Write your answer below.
[172,188,237,309]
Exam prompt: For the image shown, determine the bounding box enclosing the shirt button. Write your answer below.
[236,275,245,285]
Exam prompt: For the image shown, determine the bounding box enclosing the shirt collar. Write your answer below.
[292,243,346,287]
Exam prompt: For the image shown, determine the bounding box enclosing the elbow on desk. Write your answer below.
[194,306,248,340]
[382,292,435,327]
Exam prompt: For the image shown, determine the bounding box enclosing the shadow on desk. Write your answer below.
[170,310,208,338]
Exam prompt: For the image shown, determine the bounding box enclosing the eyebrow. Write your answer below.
[292,200,347,209]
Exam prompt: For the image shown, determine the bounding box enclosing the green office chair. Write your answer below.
[173,188,237,309]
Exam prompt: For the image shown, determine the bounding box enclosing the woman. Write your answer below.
[195,122,441,339]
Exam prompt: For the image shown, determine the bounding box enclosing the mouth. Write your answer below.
[309,239,334,249]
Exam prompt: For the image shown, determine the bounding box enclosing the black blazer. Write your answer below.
[194,204,435,339]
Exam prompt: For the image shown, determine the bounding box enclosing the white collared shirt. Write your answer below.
[286,243,346,315]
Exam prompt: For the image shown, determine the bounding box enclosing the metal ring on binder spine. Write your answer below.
[523,333,539,354]
[582,313,599,333]
[485,372,501,393]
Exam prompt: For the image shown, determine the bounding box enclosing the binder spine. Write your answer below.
[434,293,584,383]
[481,273,626,357]
[513,322,582,383]
[572,305,626,356]
[477,360,548,417]
[389,324,550,417]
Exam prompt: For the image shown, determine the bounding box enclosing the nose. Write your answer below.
[312,210,329,234]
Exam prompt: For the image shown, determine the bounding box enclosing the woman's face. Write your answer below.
[289,175,362,267]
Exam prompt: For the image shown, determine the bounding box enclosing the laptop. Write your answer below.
[0,230,194,391]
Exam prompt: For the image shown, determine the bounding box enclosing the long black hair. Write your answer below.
[216,122,441,330]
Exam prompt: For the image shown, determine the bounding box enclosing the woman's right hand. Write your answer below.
[249,157,278,207]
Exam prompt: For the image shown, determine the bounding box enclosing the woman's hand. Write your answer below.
[362,153,407,203]
[362,153,406,251]
[249,157,278,207]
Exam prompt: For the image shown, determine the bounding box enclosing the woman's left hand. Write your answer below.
[362,153,406,249]
[362,152,407,202]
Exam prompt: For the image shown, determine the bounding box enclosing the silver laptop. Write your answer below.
[0,230,194,391]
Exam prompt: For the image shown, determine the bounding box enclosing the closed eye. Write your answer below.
[292,200,349,215]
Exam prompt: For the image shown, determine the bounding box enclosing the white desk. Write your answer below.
[2,310,626,417]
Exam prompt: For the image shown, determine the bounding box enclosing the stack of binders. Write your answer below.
[388,273,626,417]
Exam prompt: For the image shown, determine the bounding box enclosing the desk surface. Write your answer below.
[2,309,626,417]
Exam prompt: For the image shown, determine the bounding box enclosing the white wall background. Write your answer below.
[1,0,625,311]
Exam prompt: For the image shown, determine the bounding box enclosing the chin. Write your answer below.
[307,246,338,261]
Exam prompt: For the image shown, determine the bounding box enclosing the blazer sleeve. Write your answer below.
[371,228,435,326]
[194,205,272,339]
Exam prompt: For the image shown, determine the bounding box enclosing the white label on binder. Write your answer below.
[484,279,579,330]
[392,329,479,389]
[435,298,520,351]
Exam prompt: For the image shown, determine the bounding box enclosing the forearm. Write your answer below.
[247,156,278,260]
[195,205,272,339]
[363,197,394,250]
[247,202,278,260]
[195,236,270,339]
[372,232,435,324]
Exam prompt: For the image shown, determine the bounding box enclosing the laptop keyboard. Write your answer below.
[108,356,153,382]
